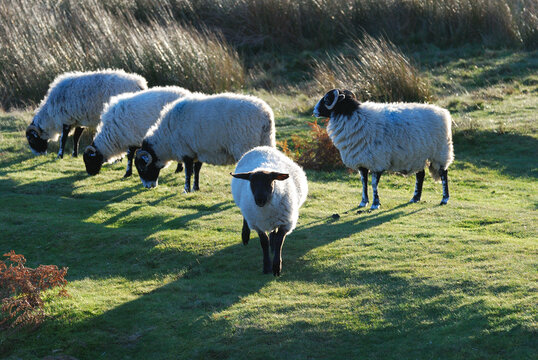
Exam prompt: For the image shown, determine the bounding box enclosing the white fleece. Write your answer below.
[32,69,147,141]
[327,102,454,180]
[231,146,308,234]
[93,86,190,162]
[145,92,276,167]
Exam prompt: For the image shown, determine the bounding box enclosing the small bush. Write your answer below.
[279,119,344,171]
[0,251,68,329]
[313,34,432,103]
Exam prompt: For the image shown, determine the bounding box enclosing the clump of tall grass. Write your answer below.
[313,34,432,103]
[96,0,538,50]
[0,0,244,109]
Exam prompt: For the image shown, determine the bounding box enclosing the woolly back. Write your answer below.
[327,101,454,175]
[94,86,190,161]
[146,92,276,164]
[33,69,148,139]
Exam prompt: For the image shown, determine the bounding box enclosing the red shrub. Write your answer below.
[279,119,345,171]
[0,251,68,329]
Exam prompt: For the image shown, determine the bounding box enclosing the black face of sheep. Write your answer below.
[135,144,161,188]
[313,89,360,118]
[231,171,289,207]
[26,124,48,155]
[83,145,104,175]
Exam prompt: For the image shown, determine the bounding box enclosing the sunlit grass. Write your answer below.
[1,76,536,358]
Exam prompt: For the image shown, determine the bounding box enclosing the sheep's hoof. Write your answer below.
[123,170,132,178]
[370,203,380,211]
[409,197,420,203]
[183,187,191,194]
[440,198,449,205]
[56,153,64,159]
[263,263,272,274]
[272,261,282,277]
[72,152,78,158]
[358,201,369,208]
[192,185,200,192]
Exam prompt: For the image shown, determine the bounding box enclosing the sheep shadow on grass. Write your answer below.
[6,204,534,359]
[453,130,538,179]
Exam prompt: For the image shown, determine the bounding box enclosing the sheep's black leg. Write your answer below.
[272,226,289,277]
[410,169,425,203]
[183,156,194,193]
[242,218,250,245]
[57,124,71,159]
[439,168,449,205]
[257,231,272,274]
[269,230,276,253]
[175,162,183,173]
[193,161,203,191]
[370,171,382,210]
[124,146,138,178]
[358,167,369,207]
[71,127,84,157]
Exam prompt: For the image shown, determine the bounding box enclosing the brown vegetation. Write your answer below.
[0,251,68,329]
[279,119,344,171]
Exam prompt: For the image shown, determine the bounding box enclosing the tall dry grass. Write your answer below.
[0,0,245,109]
[313,34,432,103]
[97,0,538,50]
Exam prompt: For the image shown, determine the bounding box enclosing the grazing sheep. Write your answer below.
[26,69,147,159]
[83,86,190,178]
[231,146,308,276]
[135,93,276,192]
[313,89,454,209]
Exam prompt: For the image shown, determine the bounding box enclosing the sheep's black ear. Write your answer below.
[231,172,252,180]
[270,172,289,181]
[343,90,356,99]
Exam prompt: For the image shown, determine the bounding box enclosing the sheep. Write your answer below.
[231,146,308,276]
[135,92,276,192]
[313,89,454,209]
[26,69,148,159]
[83,86,190,178]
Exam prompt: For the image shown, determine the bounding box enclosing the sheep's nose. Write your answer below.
[255,198,266,207]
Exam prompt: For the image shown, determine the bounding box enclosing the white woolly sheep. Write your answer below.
[135,92,276,192]
[313,89,454,209]
[26,69,148,159]
[83,86,190,178]
[231,146,308,276]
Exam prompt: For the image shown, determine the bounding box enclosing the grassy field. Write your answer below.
[0,48,537,359]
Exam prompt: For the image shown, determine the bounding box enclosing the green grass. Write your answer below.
[1,50,537,359]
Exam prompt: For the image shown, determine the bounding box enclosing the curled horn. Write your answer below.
[27,124,42,137]
[325,89,340,110]
[85,145,97,153]
[136,150,153,166]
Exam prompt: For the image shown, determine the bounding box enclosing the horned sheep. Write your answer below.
[135,92,276,192]
[313,89,454,209]
[83,86,190,178]
[231,146,308,276]
[26,69,147,159]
